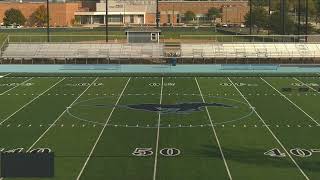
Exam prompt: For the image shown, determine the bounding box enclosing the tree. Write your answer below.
[295,23,315,34]
[184,11,196,22]
[28,5,48,27]
[269,11,295,34]
[315,0,320,24]
[3,8,26,26]
[207,7,221,22]
[244,6,268,33]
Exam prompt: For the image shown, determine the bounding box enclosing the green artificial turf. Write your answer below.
[0,75,319,180]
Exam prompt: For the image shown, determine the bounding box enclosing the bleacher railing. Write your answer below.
[0,35,9,57]
[7,35,127,43]
[177,35,320,43]
[6,34,320,44]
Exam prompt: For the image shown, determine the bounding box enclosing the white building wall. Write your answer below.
[96,0,155,13]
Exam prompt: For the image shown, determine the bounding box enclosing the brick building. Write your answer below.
[0,1,82,26]
[75,0,248,26]
[0,0,248,27]
[159,1,248,25]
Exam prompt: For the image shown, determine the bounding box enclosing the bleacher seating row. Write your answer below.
[180,43,320,59]
[2,42,320,60]
[1,43,164,59]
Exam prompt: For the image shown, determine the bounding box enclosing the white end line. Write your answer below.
[27,77,99,152]
[153,77,164,180]
[76,77,131,180]
[195,77,232,180]
[0,77,66,125]
[261,77,320,126]
[0,77,33,95]
[227,77,310,180]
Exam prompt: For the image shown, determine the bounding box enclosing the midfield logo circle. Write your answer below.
[66,95,253,127]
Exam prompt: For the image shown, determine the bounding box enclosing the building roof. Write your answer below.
[0,0,77,2]
[125,27,161,33]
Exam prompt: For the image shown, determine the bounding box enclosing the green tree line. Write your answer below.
[245,0,320,34]
[3,5,48,27]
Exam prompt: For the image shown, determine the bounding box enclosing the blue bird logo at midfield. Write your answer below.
[95,102,235,114]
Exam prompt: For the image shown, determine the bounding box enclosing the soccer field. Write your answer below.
[0,74,320,180]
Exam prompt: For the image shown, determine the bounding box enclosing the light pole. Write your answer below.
[105,0,108,42]
[268,0,271,35]
[305,0,309,42]
[280,0,285,35]
[298,0,301,36]
[47,0,50,42]
[156,0,159,28]
[249,0,252,35]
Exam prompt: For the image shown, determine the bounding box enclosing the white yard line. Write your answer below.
[293,77,320,93]
[261,77,320,126]
[0,73,11,78]
[27,77,99,152]
[0,77,34,95]
[195,77,232,180]
[0,77,66,125]
[76,77,131,180]
[153,77,164,180]
[227,77,310,180]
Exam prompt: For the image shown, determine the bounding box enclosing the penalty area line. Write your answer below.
[227,77,310,180]
[0,77,66,125]
[261,77,320,126]
[195,77,232,180]
[76,77,131,180]
[26,77,99,152]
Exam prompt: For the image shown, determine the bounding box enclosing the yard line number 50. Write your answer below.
[132,148,180,157]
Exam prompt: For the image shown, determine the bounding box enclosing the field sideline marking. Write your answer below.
[0,77,33,95]
[26,77,99,152]
[0,73,11,78]
[227,77,310,180]
[261,77,320,126]
[153,77,164,180]
[76,77,131,180]
[0,77,66,125]
[195,77,233,180]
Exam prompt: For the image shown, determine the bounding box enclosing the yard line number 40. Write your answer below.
[265,148,320,158]
[132,148,180,157]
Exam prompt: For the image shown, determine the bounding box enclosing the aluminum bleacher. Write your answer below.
[180,43,320,59]
[1,43,164,59]
[2,42,320,61]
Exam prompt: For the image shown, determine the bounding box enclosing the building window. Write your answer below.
[137,15,144,24]
[93,15,104,24]
[151,33,157,41]
[177,14,180,23]
[130,15,134,23]
[108,15,123,23]
[167,14,171,23]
